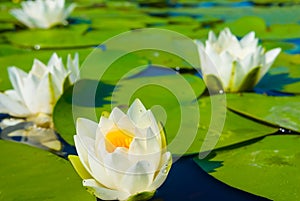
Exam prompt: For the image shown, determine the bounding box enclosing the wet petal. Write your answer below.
[120,160,154,194]
[149,152,172,191]
[83,179,130,201]
[77,118,98,139]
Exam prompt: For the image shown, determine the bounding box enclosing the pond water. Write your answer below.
[0,0,300,200]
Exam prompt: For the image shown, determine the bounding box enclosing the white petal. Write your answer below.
[208,30,217,43]
[128,129,161,171]
[83,179,130,201]
[77,118,98,139]
[198,47,220,80]
[148,152,172,191]
[115,115,135,134]
[8,67,27,98]
[0,93,29,116]
[74,135,93,175]
[265,48,281,64]
[103,147,132,174]
[31,74,54,114]
[87,151,116,189]
[240,31,256,47]
[67,53,80,83]
[96,117,113,146]
[259,48,281,80]
[127,99,147,125]
[231,61,246,92]
[103,148,133,190]
[0,118,24,129]
[31,59,48,78]
[120,160,154,194]
[109,107,126,123]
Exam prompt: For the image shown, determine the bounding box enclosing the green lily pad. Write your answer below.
[194,135,300,201]
[166,96,277,155]
[227,93,300,132]
[53,80,113,145]
[218,16,300,40]
[262,53,300,94]
[0,140,95,201]
[4,24,124,49]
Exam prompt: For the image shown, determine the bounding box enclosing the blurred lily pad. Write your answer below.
[0,140,95,201]
[194,135,300,201]
[227,93,300,132]
[4,24,124,49]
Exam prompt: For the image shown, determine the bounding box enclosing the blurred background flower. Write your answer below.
[10,0,76,29]
[196,28,281,93]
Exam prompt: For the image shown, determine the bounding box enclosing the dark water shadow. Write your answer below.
[254,72,300,95]
[64,79,115,107]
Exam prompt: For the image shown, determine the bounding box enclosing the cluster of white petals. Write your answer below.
[0,53,79,127]
[10,0,76,29]
[74,99,172,201]
[196,28,281,92]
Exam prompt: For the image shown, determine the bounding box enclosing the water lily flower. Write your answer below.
[0,53,79,150]
[10,0,76,29]
[196,28,281,92]
[71,99,172,201]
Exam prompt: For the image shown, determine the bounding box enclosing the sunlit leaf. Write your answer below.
[0,140,95,201]
[194,135,300,201]
[227,93,300,132]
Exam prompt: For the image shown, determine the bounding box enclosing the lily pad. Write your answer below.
[227,93,300,132]
[260,53,300,94]
[0,140,95,201]
[194,135,300,201]
[4,24,124,49]
[165,96,277,155]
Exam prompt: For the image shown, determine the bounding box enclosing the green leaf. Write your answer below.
[0,140,95,201]
[4,24,123,49]
[194,135,300,201]
[263,53,300,94]
[227,93,300,132]
[166,96,277,155]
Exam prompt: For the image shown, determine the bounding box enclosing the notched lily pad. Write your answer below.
[227,93,300,132]
[194,135,300,201]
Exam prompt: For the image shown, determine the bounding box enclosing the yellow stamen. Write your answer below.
[105,129,133,153]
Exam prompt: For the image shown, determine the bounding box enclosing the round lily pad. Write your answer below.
[0,140,95,201]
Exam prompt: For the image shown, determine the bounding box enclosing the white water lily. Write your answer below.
[0,53,79,150]
[71,99,172,201]
[196,28,281,92]
[10,0,76,29]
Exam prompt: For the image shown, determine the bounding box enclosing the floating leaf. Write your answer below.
[227,93,300,132]
[165,96,277,155]
[194,135,300,201]
[0,140,95,201]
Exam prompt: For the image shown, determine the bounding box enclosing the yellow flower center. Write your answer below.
[105,129,133,153]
